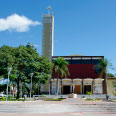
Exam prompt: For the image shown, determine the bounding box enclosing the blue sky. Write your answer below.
[0,0,116,74]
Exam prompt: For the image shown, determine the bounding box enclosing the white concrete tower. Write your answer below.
[42,6,54,60]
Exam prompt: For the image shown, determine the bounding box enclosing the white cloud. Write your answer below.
[0,14,41,32]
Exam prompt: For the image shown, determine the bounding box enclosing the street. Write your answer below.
[0,98,116,116]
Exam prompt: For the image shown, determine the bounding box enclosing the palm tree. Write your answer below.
[98,59,109,99]
[99,59,116,99]
[53,57,70,95]
[99,59,108,77]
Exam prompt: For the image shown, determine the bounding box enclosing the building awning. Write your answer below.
[0,78,8,85]
[73,79,82,81]
[83,78,93,81]
[94,78,104,81]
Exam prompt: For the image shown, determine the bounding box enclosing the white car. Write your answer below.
[0,93,6,98]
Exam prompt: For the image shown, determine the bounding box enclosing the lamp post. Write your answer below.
[6,67,12,101]
[30,73,33,99]
[38,72,44,94]
[49,79,51,98]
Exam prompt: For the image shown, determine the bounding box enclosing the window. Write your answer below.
[66,60,72,64]
[81,60,92,64]
[71,60,82,64]
[92,59,100,64]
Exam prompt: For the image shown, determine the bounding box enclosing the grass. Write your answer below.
[0,97,64,101]
[44,98,65,101]
[0,99,24,101]
[0,97,25,101]
[8,98,24,101]
[85,98,102,101]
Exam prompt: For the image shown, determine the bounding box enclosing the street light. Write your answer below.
[38,72,44,95]
[49,74,51,98]
[6,67,12,101]
[29,73,33,99]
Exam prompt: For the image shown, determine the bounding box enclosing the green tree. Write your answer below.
[98,59,113,99]
[25,55,52,95]
[0,44,52,98]
[53,57,70,95]
[0,45,14,76]
[107,73,115,77]
[113,84,116,96]
[99,59,108,78]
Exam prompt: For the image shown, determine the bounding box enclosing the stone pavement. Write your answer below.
[0,98,116,116]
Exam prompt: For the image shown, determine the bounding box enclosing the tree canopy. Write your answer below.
[53,57,69,78]
[0,43,52,98]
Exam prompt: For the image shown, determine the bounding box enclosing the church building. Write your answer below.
[51,56,105,95]
[41,7,106,95]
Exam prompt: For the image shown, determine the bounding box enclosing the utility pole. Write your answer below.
[30,73,33,99]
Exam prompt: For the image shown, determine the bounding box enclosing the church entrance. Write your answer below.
[63,85,70,94]
[74,85,81,94]
[84,85,91,94]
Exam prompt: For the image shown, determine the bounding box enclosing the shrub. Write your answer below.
[85,98,102,101]
[40,95,46,98]
[85,98,94,101]
[8,95,13,99]
[87,91,92,95]
[0,97,6,101]
[113,92,116,96]
[44,98,64,101]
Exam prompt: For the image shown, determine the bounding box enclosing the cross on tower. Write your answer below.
[47,5,52,15]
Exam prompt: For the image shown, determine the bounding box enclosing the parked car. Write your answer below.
[0,93,6,98]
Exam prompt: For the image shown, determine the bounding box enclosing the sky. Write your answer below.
[0,0,116,74]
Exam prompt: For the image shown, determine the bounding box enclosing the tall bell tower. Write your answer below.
[42,6,54,60]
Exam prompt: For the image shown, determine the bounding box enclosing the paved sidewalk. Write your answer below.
[63,98,116,104]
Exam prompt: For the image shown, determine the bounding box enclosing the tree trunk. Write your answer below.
[56,73,59,95]
[38,83,41,95]
[61,79,62,94]
[16,74,21,99]
[105,73,108,100]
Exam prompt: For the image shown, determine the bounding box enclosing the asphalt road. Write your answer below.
[0,99,116,116]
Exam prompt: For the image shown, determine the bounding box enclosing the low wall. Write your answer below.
[33,94,116,99]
